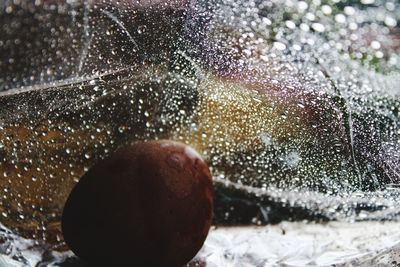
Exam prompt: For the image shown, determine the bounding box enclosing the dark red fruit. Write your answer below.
[61,140,213,267]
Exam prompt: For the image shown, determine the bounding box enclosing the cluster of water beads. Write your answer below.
[0,0,398,264]
[184,0,399,191]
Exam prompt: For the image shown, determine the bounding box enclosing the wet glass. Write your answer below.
[0,0,399,265]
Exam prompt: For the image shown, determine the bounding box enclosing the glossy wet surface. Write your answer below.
[0,0,398,265]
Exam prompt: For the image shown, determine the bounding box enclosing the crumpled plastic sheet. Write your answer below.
[191,221,400,266]
[0,222,399,266]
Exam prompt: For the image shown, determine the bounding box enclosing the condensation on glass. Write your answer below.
[0,0,398,264]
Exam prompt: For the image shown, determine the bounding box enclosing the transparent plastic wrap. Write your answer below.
[0,0,399,265]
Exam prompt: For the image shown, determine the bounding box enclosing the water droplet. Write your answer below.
[298,1,308,11]
[370,41,381,50]
[361,0,375,4]
[384,16,397,27]
[273,42,286,50]
[335,14,346,24]
[311,23,325,32]
[285,20,296,29]
[321,5,332,15]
